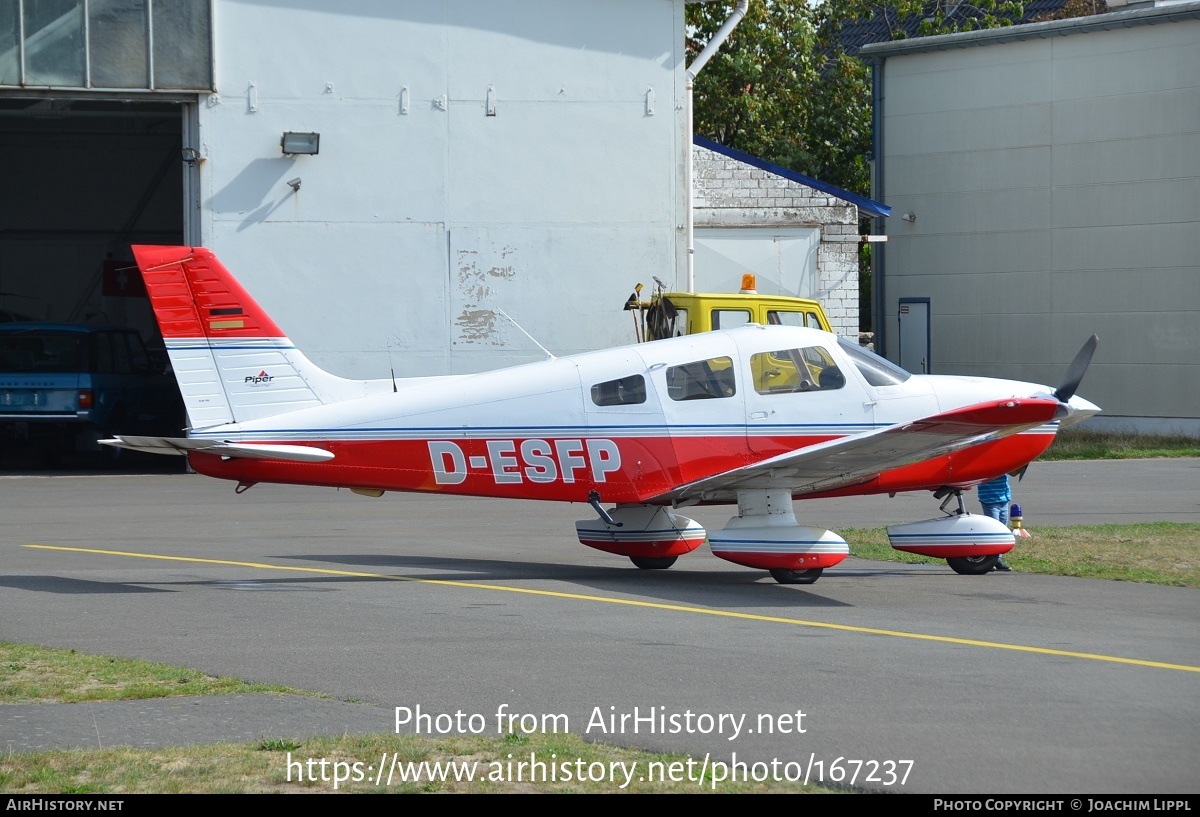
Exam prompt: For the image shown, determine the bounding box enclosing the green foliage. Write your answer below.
[689,0,871,195]
[256,737,303,752]
[689,1,872,195]
[1040,430,1200,461]
[690,0,1107,332]
[688,2,826,176]
[0,642,303,704]
[688,0,1101,197]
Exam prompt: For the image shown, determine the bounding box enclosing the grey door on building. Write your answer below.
[898,298,930,374]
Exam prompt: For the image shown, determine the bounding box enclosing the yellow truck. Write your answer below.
[624,274,832,342]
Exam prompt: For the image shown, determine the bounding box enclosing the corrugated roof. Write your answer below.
[695,136,892,219]
[832,0,1086,57]
[859,1,1200,58]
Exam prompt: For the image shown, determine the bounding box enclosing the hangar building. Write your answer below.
[862,2,1200,435]
[0,0,877,395]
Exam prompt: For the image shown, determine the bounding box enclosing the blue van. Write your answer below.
[0,324,184,456]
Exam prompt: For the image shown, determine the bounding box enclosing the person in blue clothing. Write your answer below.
[977,474,1013,571]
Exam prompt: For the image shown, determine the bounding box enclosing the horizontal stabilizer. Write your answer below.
[101,435,335,463]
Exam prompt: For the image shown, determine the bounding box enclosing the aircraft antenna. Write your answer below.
[385,339,400,392]
[495,307,556,360]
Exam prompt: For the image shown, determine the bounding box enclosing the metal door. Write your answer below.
[898,297,930,374]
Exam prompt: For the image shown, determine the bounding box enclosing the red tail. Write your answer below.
[132,246,286,340]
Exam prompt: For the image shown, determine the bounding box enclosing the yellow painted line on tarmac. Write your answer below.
[25,544,1200,674]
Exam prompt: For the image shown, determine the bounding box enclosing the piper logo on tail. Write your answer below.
[245,371,274,385]
[429,439,621,485]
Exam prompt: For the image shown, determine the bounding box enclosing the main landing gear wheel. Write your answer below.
[946,555,999,575]
[770,568,823,585]
[630,556,678,570]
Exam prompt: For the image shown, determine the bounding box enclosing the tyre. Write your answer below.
[946,555,999,575]
[770,567,823,585]
[630,556,677,570]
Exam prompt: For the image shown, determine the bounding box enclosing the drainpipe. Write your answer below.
[869,55,886,358]
[685,0,749,292]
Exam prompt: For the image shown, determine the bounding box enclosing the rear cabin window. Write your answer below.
[666,356,736,401]
[590,374,647,406]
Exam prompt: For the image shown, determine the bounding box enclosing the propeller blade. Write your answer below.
[1053,334,1098,403]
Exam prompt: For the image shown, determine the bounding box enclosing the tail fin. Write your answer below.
[133,246,370,428]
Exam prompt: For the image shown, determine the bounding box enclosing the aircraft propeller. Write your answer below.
[1051,333,1099,403]
[1053,334,1099,403]
[1010,334,1099,483]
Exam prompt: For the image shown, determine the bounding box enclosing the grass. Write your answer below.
[0,731,846,794]
[843,522,1200,587]
[0,642,304,704]
[1039,429,1200,460]
[0,642,840,794]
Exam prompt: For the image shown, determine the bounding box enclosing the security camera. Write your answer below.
[286,177,301,192]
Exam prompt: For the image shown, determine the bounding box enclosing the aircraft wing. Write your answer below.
[101,435,335,463]
[653,398,1060,505]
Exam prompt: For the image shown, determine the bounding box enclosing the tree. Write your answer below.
[688,0,1071,195]
[687,1,825,179]
[688,0,1105,331]
[688,0,874,195]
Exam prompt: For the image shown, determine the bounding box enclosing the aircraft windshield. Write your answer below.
[837,337,912,387]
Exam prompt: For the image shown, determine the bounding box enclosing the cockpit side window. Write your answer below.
[751,347,845,394]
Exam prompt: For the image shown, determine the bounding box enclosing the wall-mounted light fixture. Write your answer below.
[281,132,320,155]
[901,212,917,223]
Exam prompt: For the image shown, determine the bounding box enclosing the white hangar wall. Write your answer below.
[864,3,1200,433]
[199,0,687,377]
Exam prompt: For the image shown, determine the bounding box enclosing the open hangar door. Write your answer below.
[0,97,188,468]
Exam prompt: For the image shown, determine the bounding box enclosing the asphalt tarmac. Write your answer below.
[1,458,1197,794]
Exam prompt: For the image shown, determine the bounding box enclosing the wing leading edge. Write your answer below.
[654,398,1061,505]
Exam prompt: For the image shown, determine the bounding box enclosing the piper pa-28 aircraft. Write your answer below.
[105,246,1100,584]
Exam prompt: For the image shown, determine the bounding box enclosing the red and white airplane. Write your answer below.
[105,245,1100,584]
